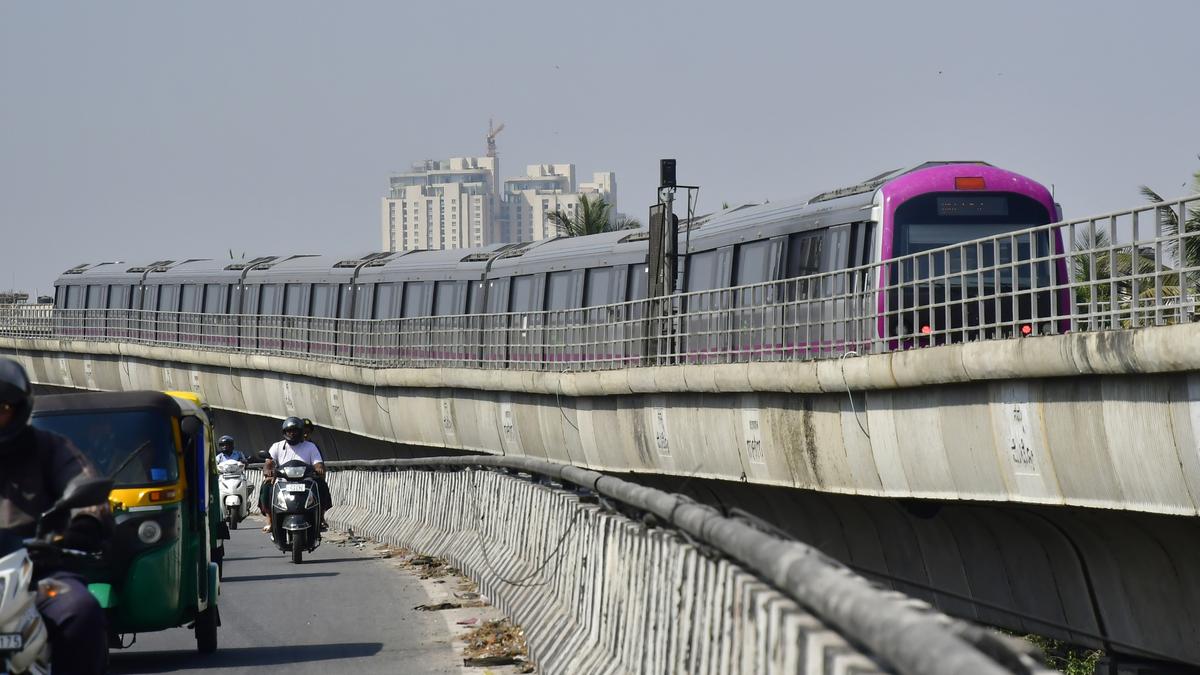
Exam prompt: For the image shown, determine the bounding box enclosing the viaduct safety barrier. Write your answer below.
[248,456,1052,675]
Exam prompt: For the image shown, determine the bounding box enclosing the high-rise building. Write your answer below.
[381,156,618,252]
[380,157,500,252]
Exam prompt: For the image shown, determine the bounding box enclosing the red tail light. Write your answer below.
[920,325,932,335]
[1020,324,1032,335]
[955,176,986,190]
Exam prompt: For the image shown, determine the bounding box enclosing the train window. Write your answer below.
[65,285,82,309]
[258,284,282,315]
[823,225,851,273]
[509,275,541,313]
[85,285,107,309]
[627,265,648,301]
[139,286,157,311]
[203,284,227,314]
[546,270,582,311]
[786,232,824,278]
[311,284,337,318]
[402,281,433,318]
[585,267,616,306]
[735,240,780,286]
[158,285,180,312]
[179,285,200,313]
[283,284,308,316]
[373,282,400,319]
[685,248,732,292]
[434,280,466,316]
[486,278,510,313]
[353,284,373,320]
[109,285,131,310]
[849,222,875,267]
[338,285,353,319]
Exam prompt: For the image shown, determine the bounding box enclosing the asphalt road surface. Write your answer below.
[109,517,462,674]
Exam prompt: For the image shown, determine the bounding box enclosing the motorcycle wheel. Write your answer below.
[227,512,237,531]
[291,534,303,564]
[195,604,218,654]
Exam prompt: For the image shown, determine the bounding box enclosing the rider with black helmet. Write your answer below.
[215,435,246,464]
[261,416,325,535]
[0,358,109,675]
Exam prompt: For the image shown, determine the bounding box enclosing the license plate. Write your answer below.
[0,632,23,650]
[284,483,307,493]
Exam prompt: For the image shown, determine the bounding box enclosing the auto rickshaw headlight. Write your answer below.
[137,520,164,545]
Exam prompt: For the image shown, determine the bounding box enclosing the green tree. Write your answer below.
[545,194,640,237]
[1075,162,1200,326]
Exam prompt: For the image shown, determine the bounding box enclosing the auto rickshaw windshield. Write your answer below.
[32,410,180,487]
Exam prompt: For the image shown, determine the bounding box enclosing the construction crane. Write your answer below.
[486,118,505,158]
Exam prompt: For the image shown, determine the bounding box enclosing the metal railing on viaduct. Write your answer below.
[3,194,1197,370]
[246,456,1053,675]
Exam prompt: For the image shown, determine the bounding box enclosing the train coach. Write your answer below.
[53,161,1068,363]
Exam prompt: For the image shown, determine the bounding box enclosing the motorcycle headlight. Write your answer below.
[274,486,290,510]
[281,466,306,479]
[137,520,164,545]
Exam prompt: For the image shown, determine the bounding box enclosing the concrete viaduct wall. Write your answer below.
[4,323,1200,516]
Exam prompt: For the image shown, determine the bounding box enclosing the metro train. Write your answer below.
[53,161,1068,361]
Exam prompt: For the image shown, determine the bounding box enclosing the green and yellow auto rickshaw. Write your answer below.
[30,389,222,653]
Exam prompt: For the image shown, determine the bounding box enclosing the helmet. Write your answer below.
[281,416,304,437]
[302,418,314,437]
[217,435,235,450]
[0,359,34,448]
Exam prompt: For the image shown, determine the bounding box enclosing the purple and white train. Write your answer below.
[54,161,1067,360]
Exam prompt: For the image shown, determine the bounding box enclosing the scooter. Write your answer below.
[0,477,112,675]
[265,459,322,564]
[217,459,254,531]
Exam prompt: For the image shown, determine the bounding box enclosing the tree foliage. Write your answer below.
[545,194,640,237]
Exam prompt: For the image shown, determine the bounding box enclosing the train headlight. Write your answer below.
[137,520,164,545]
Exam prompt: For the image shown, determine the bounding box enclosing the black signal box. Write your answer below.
[660,159,677,189]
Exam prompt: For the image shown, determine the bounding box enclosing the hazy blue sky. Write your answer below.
[2,1,1198,295]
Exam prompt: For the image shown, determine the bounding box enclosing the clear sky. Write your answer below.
[2,1,1198,296]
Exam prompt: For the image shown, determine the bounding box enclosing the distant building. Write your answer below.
[0,291,29,305]
[381,157,619,252]
[381,157,500,252]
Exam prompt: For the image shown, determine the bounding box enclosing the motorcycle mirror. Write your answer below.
[180,416,202,447]
[257,450,270,461]
[52,476,114,514]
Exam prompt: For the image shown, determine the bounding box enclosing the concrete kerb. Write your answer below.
[292,456,1050,675]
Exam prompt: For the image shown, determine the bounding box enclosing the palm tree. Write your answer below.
[1077,162,1200,326]
[544,194,640,237]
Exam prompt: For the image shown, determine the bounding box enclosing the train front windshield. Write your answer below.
[892,193,1053,286]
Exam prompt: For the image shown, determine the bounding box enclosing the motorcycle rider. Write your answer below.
[0,359,109,675]
[262,417,324,536]
[215,435,246,465]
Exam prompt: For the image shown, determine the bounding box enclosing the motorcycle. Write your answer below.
[265,458,322,564]
[216,459,254,531]
[0,477,113,675]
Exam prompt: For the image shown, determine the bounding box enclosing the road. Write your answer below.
[109,517,463,674]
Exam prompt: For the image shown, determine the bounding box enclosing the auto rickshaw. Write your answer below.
[30,390,222,653]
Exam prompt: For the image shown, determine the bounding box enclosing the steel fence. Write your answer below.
[3,195,1197,372]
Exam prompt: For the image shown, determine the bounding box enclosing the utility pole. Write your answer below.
[647,159,696,363]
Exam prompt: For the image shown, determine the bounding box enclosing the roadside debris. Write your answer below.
[461,618,532,672]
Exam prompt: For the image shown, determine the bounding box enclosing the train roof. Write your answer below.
[356,243,511,282]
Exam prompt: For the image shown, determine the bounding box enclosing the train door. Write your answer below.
[481,277,510,365]
[544,270,583,366]
[682,247,733,362]
[507,275,544,366]
[731,238,783,360]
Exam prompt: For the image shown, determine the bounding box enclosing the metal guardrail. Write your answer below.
[286,456,1050,675]
[3,196,1196,372]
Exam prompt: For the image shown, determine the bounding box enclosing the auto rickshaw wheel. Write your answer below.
[291,534,303,564]
[195,604,218,654]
